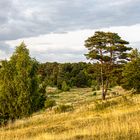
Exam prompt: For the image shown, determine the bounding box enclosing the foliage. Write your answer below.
[92,86,96,91]
[92,92,97,96]
[122,53,140,92]
[38,62,59,87]
[38,61,124,92]
[85,31,132,99]
[45,99,56,109]
[38,62,95,89]
[74,70,88,87]
[61,81,70,91]
[0,87,140,140]
[0,42,45,125]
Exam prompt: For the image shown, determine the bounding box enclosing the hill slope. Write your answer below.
[0,87,140,140]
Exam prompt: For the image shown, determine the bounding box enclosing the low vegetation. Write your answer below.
[0,87,140,140]
[44,99,56,110]
[54,104,74,113]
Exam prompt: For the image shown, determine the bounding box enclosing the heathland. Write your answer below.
[0,87,140,140]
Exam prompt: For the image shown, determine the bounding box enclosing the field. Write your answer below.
[0,87,140,140]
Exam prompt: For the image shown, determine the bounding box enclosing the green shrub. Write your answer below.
[61,81,70,91]
[92,92,97,96]
[92,85,100,91]
[54,104,73,113]
[45,99,56,109]
[96,85,100,91]
[92,86,96,91]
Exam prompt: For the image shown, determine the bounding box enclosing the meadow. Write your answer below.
[0,87,140,140]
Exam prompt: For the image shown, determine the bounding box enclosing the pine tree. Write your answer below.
[85,31,132,100]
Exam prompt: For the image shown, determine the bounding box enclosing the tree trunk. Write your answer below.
[104,78,109,96]
[100,49,106,100]
[101,62,106,100]
[102,91,106,100]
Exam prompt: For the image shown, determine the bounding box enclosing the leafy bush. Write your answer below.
[45,99,56,109]
[92,85,100,91]
[96,85,100,91]
[61,81,70,91]
[92,86,96,91]
[92,92,97,96]
[54,104,73,113]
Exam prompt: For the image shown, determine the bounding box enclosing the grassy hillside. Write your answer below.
[0,87,140,140]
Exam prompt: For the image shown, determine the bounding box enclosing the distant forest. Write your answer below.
[38,62,122,90]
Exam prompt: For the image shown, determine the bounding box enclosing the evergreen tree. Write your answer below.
[85,31,132,100]
[0,42,45,125]
[122,51,140,92]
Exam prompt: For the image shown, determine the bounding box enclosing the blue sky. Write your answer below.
[0,0,140,62]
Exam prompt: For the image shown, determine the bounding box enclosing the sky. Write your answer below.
[0,0,140,62]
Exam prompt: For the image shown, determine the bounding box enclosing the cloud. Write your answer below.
[6,30,90,62]
[131,42,140,50]
[31,51,87,63]
[1,0,140,62]
[0,41,13,60]
[0,0,140,41]
[6,24,140,62]
[0,41,13,53]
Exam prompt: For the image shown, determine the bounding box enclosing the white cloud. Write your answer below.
[1,0,140,41]
[5,24,140,62]
[101,24,140,42]
[0,0,140,62]
[0,50,11,60]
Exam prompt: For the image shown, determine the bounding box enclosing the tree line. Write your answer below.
[0,31,140,125]
[38,62,123,91]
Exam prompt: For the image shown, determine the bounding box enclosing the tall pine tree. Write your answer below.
[85,31,132,100]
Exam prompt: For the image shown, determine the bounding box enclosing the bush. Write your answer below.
[96,85,100,91]
[54,104,73,113]
[45,99,56,109]
[92,85,100,91]
[92,86,96,91]
[61,81,70,91]
[92,92,97,96]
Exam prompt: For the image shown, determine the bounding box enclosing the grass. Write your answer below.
[0,86,140,140]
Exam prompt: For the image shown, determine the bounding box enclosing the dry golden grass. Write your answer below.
[0,87,140,140]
